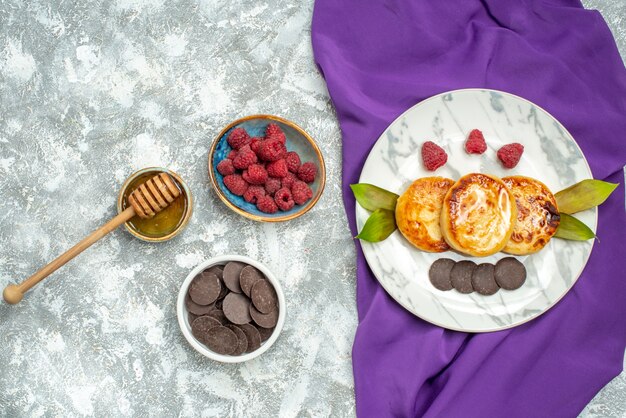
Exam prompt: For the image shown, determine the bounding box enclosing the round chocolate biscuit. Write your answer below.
[471,263,499,296]
[223,261,246,293]
[239,323,261,352]
[251,280,278,314]
[429,258,455,291]
[450,260,476,294]
[191,316,221,342]
[185,295,213,315]
[240,265,264,297]
[250,304,278,329]
[203,326,239,355]
[223,293,252,325]
[495,257,526,290]
[189,272,221,306]
[257,326,274,342]
[226,324,248,356]
[205,265,224,280]
[207,309,228,325]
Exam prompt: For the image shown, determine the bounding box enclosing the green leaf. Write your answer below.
[554,213,595,241]
[555,179,619,214]
[356,208,397,242]
[350,183,399,212]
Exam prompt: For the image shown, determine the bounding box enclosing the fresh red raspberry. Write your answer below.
[227,150,238,160]
[297,162,317,183]
[242,164,268,185]
[223,174,249,196]
[497,143,524,168]
[291,180,313,205]
[465,129,487,154]
[274,187,295,211]
[256,195,278,214]
[285,151,301,173]
[250,137,263,154]
[243,185,266,204]
[264,177,282,195]
[266,159,288,178]
[421,141,447,171]
[227,128,251,150]
[281,172,297,189]
[258,138,287,162]
[233,145,257,170]
[265,123,286,144]
[216,159,235,176]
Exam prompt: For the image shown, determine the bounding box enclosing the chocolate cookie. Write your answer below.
[240,265,264,297]
[205,265,224,280]
[429,258,455,291]
[203,326,239,355]
[450,260,476,294]
[226,324,248,356]
[495,257,526,290]
[185,295,214,315]
[189,272,222,305]
[471,263,499,295]
[251,280,278,314]
[223,293,252,325]
[191,316,221,342]
[238,323,261,352]
[250,304,279,329]
[223,261,245,293]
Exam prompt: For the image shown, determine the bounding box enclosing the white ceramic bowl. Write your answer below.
[177,255,286,363]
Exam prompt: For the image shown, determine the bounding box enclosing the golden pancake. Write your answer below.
[502,176,560,255]
[396,177,455,252]
[441,173,517,257]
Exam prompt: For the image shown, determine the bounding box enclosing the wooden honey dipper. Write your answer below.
[3,172,181,304]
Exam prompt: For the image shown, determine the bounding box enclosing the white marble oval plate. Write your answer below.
[357,89,596,332]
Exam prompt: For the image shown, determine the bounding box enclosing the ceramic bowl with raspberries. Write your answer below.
[209,115,326,221]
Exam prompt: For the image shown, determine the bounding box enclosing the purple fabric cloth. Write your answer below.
[311,1,626,416]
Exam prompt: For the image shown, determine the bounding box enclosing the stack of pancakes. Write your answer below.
[395,173,561,257]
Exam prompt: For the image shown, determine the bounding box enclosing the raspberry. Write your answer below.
[227,128,251,150]
[281,172,297,189]
[223,174,249,196]
[291,181,313,205]
[227,150,238,160]
[233,145,258,170]
[216,159,235,176]
[421,141,447,171]
[297,162,317,183]
[497,143,524,168]
[285,151,301,173]
[265,123,286,144]
[265,177,282,195]
[250,137,263,154]
[258,138,287,162]
[267,159,289,178]
[274,187,295,211]
[256,195,278,214]
[242,164,268,185]
[465,129,487,154]
[243,185,266,204]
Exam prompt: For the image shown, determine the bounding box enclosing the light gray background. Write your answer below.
[0,0,623,416]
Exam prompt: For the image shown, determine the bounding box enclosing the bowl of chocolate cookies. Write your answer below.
[177,255,285,363]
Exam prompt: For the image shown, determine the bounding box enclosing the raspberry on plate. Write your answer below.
[274,187,295,211]
[242,164,268,185]
[297,162,317,183]
[285,151,301,173]
[465,129,487,154]
[233,145,258,170]
[216,159,235,176]
[267,159,289,178]
[497,143,524,168]
[258,138,287,162]
[227,128,251,150]
[291,180,313,205]
[256,195,278,214]
[244,185,266,204]
[265,177,282,195]
[421,141,447,171]
[265,123,286,144]
[281,172,297,189]
[223,174,249,196]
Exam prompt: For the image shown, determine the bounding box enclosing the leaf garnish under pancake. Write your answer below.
[554,213,596,241]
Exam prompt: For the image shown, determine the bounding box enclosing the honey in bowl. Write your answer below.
[121,169,189,239]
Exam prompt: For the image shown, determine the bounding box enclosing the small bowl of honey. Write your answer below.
[117,167,193,242]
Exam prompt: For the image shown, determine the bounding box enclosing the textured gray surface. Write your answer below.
[0,0,623,417]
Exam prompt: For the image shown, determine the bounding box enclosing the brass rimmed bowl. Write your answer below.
[117,167,193,242]
[208,115,326,222]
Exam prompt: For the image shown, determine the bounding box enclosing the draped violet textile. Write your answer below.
[312,1,626,416]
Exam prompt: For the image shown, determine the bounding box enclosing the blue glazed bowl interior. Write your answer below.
[211,117,323,219]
